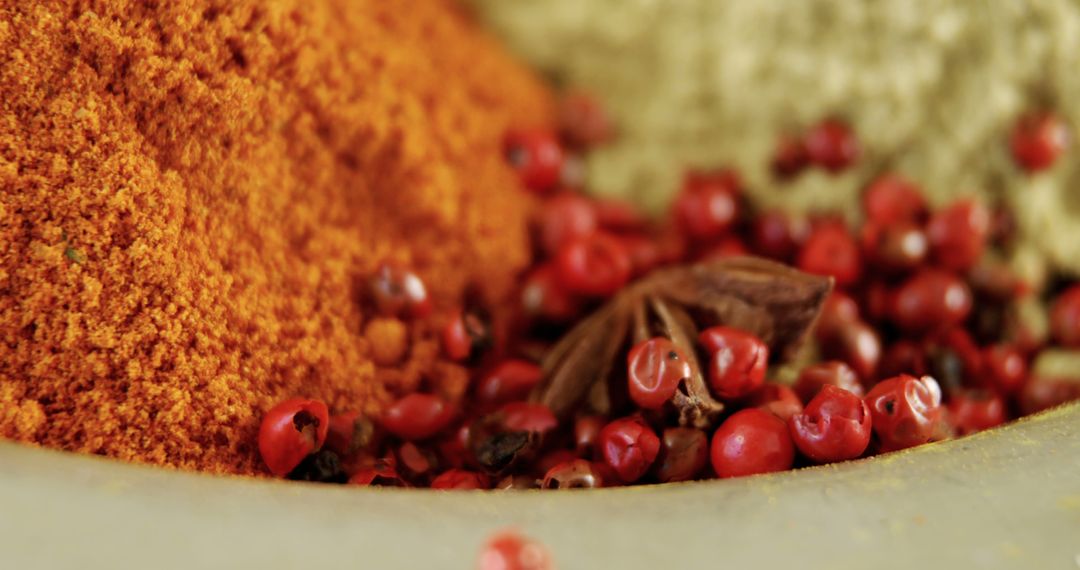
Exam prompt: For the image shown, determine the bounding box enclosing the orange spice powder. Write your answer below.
[0,0,552,474]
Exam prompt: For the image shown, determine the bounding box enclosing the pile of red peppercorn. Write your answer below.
[256,99,1080,489]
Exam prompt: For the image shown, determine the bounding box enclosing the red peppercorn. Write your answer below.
[536,193,598,256]
[616,234,664,277]
[698,326,769,400]
[861,281,894,324]
[804,119,860,172]
[479,530,553,570]
[654,427,710,483]
[820,320,881,382]
[746,382,804,422]
[430,469,489,490]
[574,415,605,458]
[1050,285,1080,347]
[815,291,860,341]
[558,90,614,148]
[797,222,862,287]
[437,422,473,470]
[626,337,693,409]
[536,449,580,477]
[751,209,810,262]
[379,393,455,441]
[258,398,330,477]
[499,402,558,435]
[554,232,632,297]
[860,221,928,273]
[396,441,439,482]
[477,360,544,409]
[521,264,581,323]
[771,133,810,179]
[674,170,740,242]
[599,417,661,483]
[710,408,795,478]
[979,344,1027,395]
[592,199,649,233]
[862,174,927,226]
[324,411,376,457]
[1010,112,1069,172]
[890,269,973,334]
[442,310,490,363]
[926,199,991,272]
[700,236,750,261]
[946,389,1007,436]
[789,385,872,463]
[541,458,604,489]
[793,361,864,403]
[864,374,943,451]
[1018,377,1080,415]
[349,459,408,487]
[368,263,433,319]
[504,129,565,194]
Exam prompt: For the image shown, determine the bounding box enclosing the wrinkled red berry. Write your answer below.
[746,383,804,422]
[537,193,598,256]
[626,337,693,409]
[379,394,455,441]
[430,469,489,490]
[947,389,1007,436]
[477,360,544,409]
[820,320,881,382]
[804,119,860,172]
[797,222,862,287]
[789,385,872,463]
[541,458,604,489]
[980,344,1027,395]
[555,232,632,297]
[258,398,330,477]
[599,418,661,483]
[369,263,432,319]
[521,264,580,323]
[479,530,553,570]
[860,221,928,272]
[771,134,810,179]
[862,174,928,226]
[699,326,769,400]
[926,199,991,272]
[504,129,565,194]
[751,209,810,261]
[1010,112,1069,172]
[499,402,558,435]
[864,375,943,451]
[1050,285,1080,347]
[793,361,864,403]
[654,427,709,483]
[674,170,740,241]
[710,408,795,478]
[890,269,973,334]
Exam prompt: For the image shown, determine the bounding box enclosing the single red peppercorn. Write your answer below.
[554,232,632,297]
[1010,112,1069,172]
[598,417,661,483]
[1050,285,1080,348]
[541,458,604,489]
[442,310,490,363]
[860,221,928,273]
[804,119,860,172]
[674,170,741,242]
[536,193,598,256]
[479,530,554,570]
[349,459,408,487]
[654,427,710,483]
[789,385,872,463]
[436,422,473,470]
[379,393,456,441]
[626,337,693,409]
[793,361,864,403]
[574,415,605,458]
[771,133,810,179]
[946,389,1007,436]
[477,360,544,409]
[979,344,1027,395]
[745,382,804,422]
[521,264,581,323]
[558,90,615,148]
[862,174,928,226]
[710,408,795,478]
[698,326,769,400]
[797,222,862,287]
[890,269,973,334]
[498,402,558,435]
[504,129,565,194]
[430,469,489,490]
[751,209,810,262]
[258,398,330,477]
[864,374,943,451]
[821,320,881,382]
[815,291,860,341]
[368,263,433,319]
[925,199,991,272]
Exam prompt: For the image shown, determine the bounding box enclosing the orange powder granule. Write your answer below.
[0,0,552,474]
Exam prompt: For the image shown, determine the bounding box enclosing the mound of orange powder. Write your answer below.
[0,0,551,474]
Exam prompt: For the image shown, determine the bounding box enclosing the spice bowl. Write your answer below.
[2,402,1077,569]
